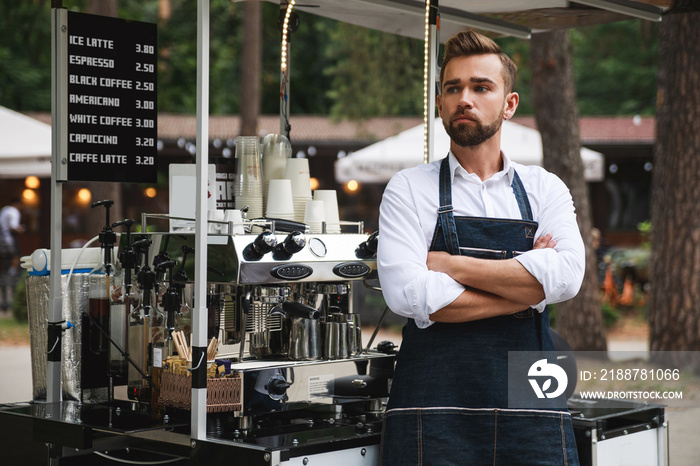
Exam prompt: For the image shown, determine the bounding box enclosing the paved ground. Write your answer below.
[0,346,32,404]
[2,330,698,465]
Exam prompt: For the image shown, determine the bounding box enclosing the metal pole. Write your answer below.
[48,5,68,405]
[425,1,439,163]
[280,42,290,138]
[192,0,209,440]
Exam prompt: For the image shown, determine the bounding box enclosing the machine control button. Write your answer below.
[333,262,371,278]
[270,264,313,280]
[243,231,278,261]
[273,231,306,260]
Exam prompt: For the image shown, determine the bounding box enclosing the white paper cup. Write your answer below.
[313,190,341,233]
[304,200,326,234]
[293,197,312,223]
[285,158,312,199]
[266,179,295,218]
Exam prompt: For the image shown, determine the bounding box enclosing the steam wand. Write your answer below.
[91,200,116,276]
[155,260,178,337]
[112,219,135,296]
[132,238,154,317]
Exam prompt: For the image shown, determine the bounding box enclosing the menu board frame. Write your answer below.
[57,11,157,183]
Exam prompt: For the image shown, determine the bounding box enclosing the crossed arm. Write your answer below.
[428,234,556,323]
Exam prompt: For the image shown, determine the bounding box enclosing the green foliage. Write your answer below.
[0,0,53,111]
[494,36,534,114]
[572,20,659,115]
[548,303,557,328]
[0,2,660,119]
[323,23,424,120]
[637,220,652,249]
[601,302,621,328]
[12,270,29,322]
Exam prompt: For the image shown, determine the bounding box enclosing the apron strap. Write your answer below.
[437,156,535,254]
[438,157,461,255]
[511,170,534,221]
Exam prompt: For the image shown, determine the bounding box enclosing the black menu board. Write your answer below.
[66,11,157,183]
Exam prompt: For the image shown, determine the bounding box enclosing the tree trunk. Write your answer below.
[529,30,607,351]
[86,0,117,17]
[240,0,261,136]
[649,1,700,355]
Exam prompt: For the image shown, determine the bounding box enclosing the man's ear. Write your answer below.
[504,92,519,120]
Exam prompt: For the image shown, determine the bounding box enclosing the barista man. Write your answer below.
[377,31,585,464]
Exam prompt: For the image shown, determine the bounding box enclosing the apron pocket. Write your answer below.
[459,246,507,260]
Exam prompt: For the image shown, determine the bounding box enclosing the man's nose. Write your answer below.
[457,89,473,108]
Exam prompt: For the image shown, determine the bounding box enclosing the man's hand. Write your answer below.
[533,233,556,250]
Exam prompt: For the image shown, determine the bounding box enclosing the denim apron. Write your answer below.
[381,157,579,466]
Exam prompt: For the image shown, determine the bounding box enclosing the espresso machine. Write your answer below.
[113,214,394,462]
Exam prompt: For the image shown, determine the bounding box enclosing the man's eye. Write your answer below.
[447,87,459,93]
[476,86,488,92]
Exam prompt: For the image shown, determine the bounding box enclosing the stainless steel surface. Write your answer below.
[323,321,350,360]
[288,316,321,361]
[347,314,362,356]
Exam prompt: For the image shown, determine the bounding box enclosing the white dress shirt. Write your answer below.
[377,152,585,329]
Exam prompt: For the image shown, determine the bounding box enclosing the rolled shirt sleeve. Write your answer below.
[378,169,464,328]
[515,172,585,311]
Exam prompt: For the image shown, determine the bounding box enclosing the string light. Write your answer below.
[281,0,296,73]
[423,0,431,164]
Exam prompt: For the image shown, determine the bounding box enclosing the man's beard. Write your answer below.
[444,108,504,147]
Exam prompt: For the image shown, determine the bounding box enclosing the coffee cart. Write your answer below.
[0,1,669,465]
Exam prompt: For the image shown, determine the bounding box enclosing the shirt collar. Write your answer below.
[446,150,515,184]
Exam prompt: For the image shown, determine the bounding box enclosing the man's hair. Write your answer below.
[439,30,517,94]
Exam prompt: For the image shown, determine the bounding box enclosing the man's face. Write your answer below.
[437,54,515,148]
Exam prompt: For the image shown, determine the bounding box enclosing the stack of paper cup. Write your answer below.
[262,134,291,212]
[313,190,341,233]
[234,136,264,219]
[266,179,295,220]
[285,158,312,224]
[304,200,326,234]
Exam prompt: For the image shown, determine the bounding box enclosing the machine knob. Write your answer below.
[272,231,306,260]
[355,231,379,259]
[243,231,278,261]
[265,373,291,400]
[377,340,397,354]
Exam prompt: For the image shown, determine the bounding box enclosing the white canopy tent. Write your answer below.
[0,105,52,179]
[334,118,605,184]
